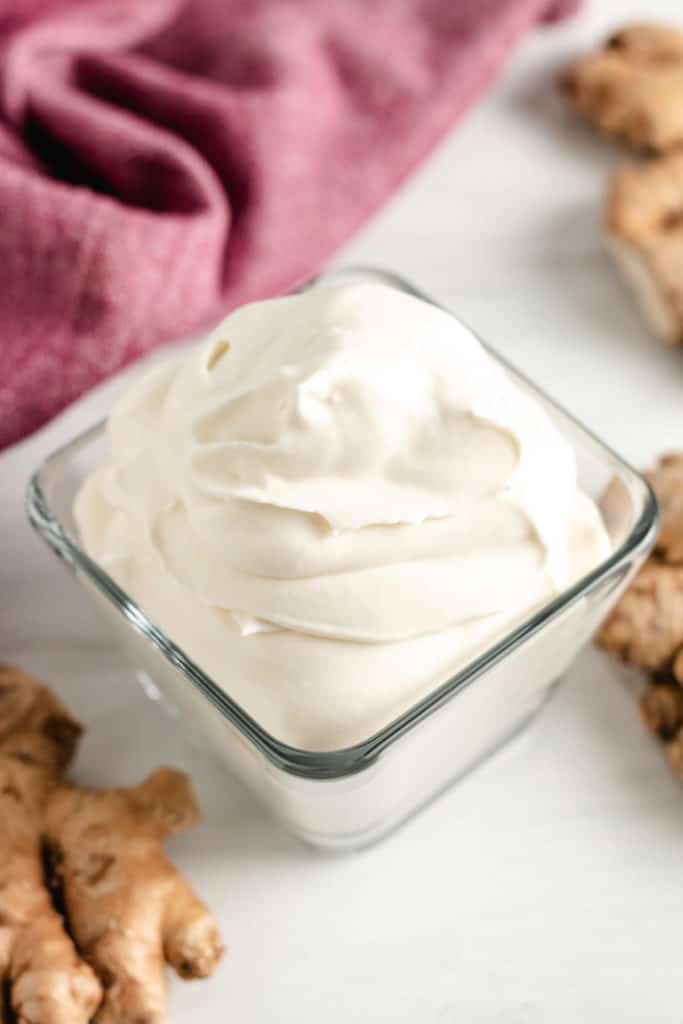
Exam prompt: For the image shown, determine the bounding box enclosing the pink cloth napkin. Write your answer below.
[0,0,577,449]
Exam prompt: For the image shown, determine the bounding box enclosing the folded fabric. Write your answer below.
[0,0,578,449]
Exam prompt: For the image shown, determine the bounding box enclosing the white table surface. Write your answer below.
[3,1,683,1020]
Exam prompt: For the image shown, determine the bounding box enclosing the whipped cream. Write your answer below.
[75,283,609,749]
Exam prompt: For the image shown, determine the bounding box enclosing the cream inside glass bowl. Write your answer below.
[28,268,658,851]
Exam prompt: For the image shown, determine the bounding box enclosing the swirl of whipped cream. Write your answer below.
[76,283,609,748]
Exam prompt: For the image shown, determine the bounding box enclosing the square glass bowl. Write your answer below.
[27,267,658,851]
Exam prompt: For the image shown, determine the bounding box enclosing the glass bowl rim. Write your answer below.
[26,266,659,780]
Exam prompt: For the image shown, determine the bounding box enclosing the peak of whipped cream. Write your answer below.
[76,283,610,749]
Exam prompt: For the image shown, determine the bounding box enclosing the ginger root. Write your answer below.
[598,450,683,673]
[598,452,683,783]
[640,675,683,781]
[0,664,102,1024]
[597,559,683,672]
[640,677,683,739]
[46,768,223,1024]
[646,454,683,563]
[0,665,223,1023]
[562,23,683,153]
[604,153,683,346]
[666,729,683,780]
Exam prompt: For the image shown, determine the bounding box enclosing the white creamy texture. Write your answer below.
[75,283,610,750]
